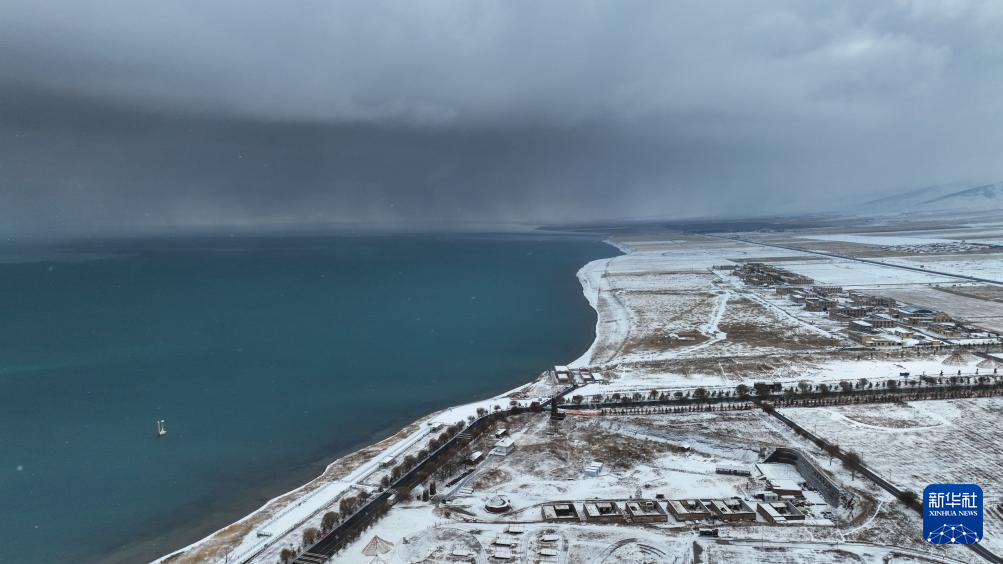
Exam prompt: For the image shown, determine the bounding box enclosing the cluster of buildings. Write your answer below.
[537,448,842,530]
[553,366,604,385]
[733,263,814,286]
[540,498,670,524]
[485,526,527,561]
[732,263,999,348]
[539,496,811,526]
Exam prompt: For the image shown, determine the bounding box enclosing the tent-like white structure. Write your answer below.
[361,535,395,564]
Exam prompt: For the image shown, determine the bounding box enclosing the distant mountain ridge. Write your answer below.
[921,182,1003,206]
[860,180,1003,214]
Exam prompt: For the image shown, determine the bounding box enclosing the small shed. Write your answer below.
[494,437,515,455]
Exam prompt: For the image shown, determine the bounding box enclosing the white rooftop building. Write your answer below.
[584,461,604,477]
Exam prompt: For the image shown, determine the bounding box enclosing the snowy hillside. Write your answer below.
[858,182,974,213]
[859,181,1003,214]
[916,182,1003,211]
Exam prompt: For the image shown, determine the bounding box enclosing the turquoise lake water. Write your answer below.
[0,233,613,563]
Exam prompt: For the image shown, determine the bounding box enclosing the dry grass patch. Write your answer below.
[507,424,676,479]
[471,468,513,490]
[631,329,706,351]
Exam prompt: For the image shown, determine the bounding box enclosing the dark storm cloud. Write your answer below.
[2,1,1003,235]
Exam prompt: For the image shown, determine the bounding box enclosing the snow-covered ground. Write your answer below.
[570,237,848,371]
[800,234,955,247]
[164,224,1003,564]
[769,258,958,287]
[881,254,1003,283]
[328,408,960,563]
[784,398,1003,555]
[155,394,547,564]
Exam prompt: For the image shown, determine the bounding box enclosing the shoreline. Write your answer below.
[110,415,427,563]
[150,238,624,564]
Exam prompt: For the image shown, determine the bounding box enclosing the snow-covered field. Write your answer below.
[326,408,961,563]
[881,254,1003,283]
[800,234,955,247]
[783,398,1003,555]
[769,258,957,287]
[572,237,846,370]
[155,395,545,564]
[167,223,1003,564]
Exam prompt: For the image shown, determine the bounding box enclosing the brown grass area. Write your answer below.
[508,423,678,480]
[713,297,841,351]
[621,291,717,354]
[777,240,904,257]
[631,329,706,351]
[471,468,513,490]
[581,429,686,470]
[630,354,813,378]
[719,321,840,350]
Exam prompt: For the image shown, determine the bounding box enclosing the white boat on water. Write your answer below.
[156,419,168,437]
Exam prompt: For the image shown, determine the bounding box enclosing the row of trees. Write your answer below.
[278,408,518,564]
[277,419,471,564]
[277,513,338,564]
[597,379,1000,414]
[567,372,1003,407]
[764,404,866,480]
[376,420,470,490]
[763,403,924,515]
[604,403,756,416]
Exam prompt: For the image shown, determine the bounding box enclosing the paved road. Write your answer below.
[714,235,1003,287]
[290,411,506,563]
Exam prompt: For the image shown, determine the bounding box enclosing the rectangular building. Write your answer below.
[757,500,805,524]
[583,501,624,524]
[706,498,757,522]
[667,499,711,521]
[623,499,668,523]
[541,503,579,522]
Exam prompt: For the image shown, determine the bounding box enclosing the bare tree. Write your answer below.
[302,527,320,547]
[842,451,863,480]
[339,494,358,515]
[898,489,920,510]
[735,384,750,399]
[322,511,339,531]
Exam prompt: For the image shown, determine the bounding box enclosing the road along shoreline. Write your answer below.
[152,239,624,563]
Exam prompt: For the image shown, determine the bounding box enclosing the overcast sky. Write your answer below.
[2,1,1003,236]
